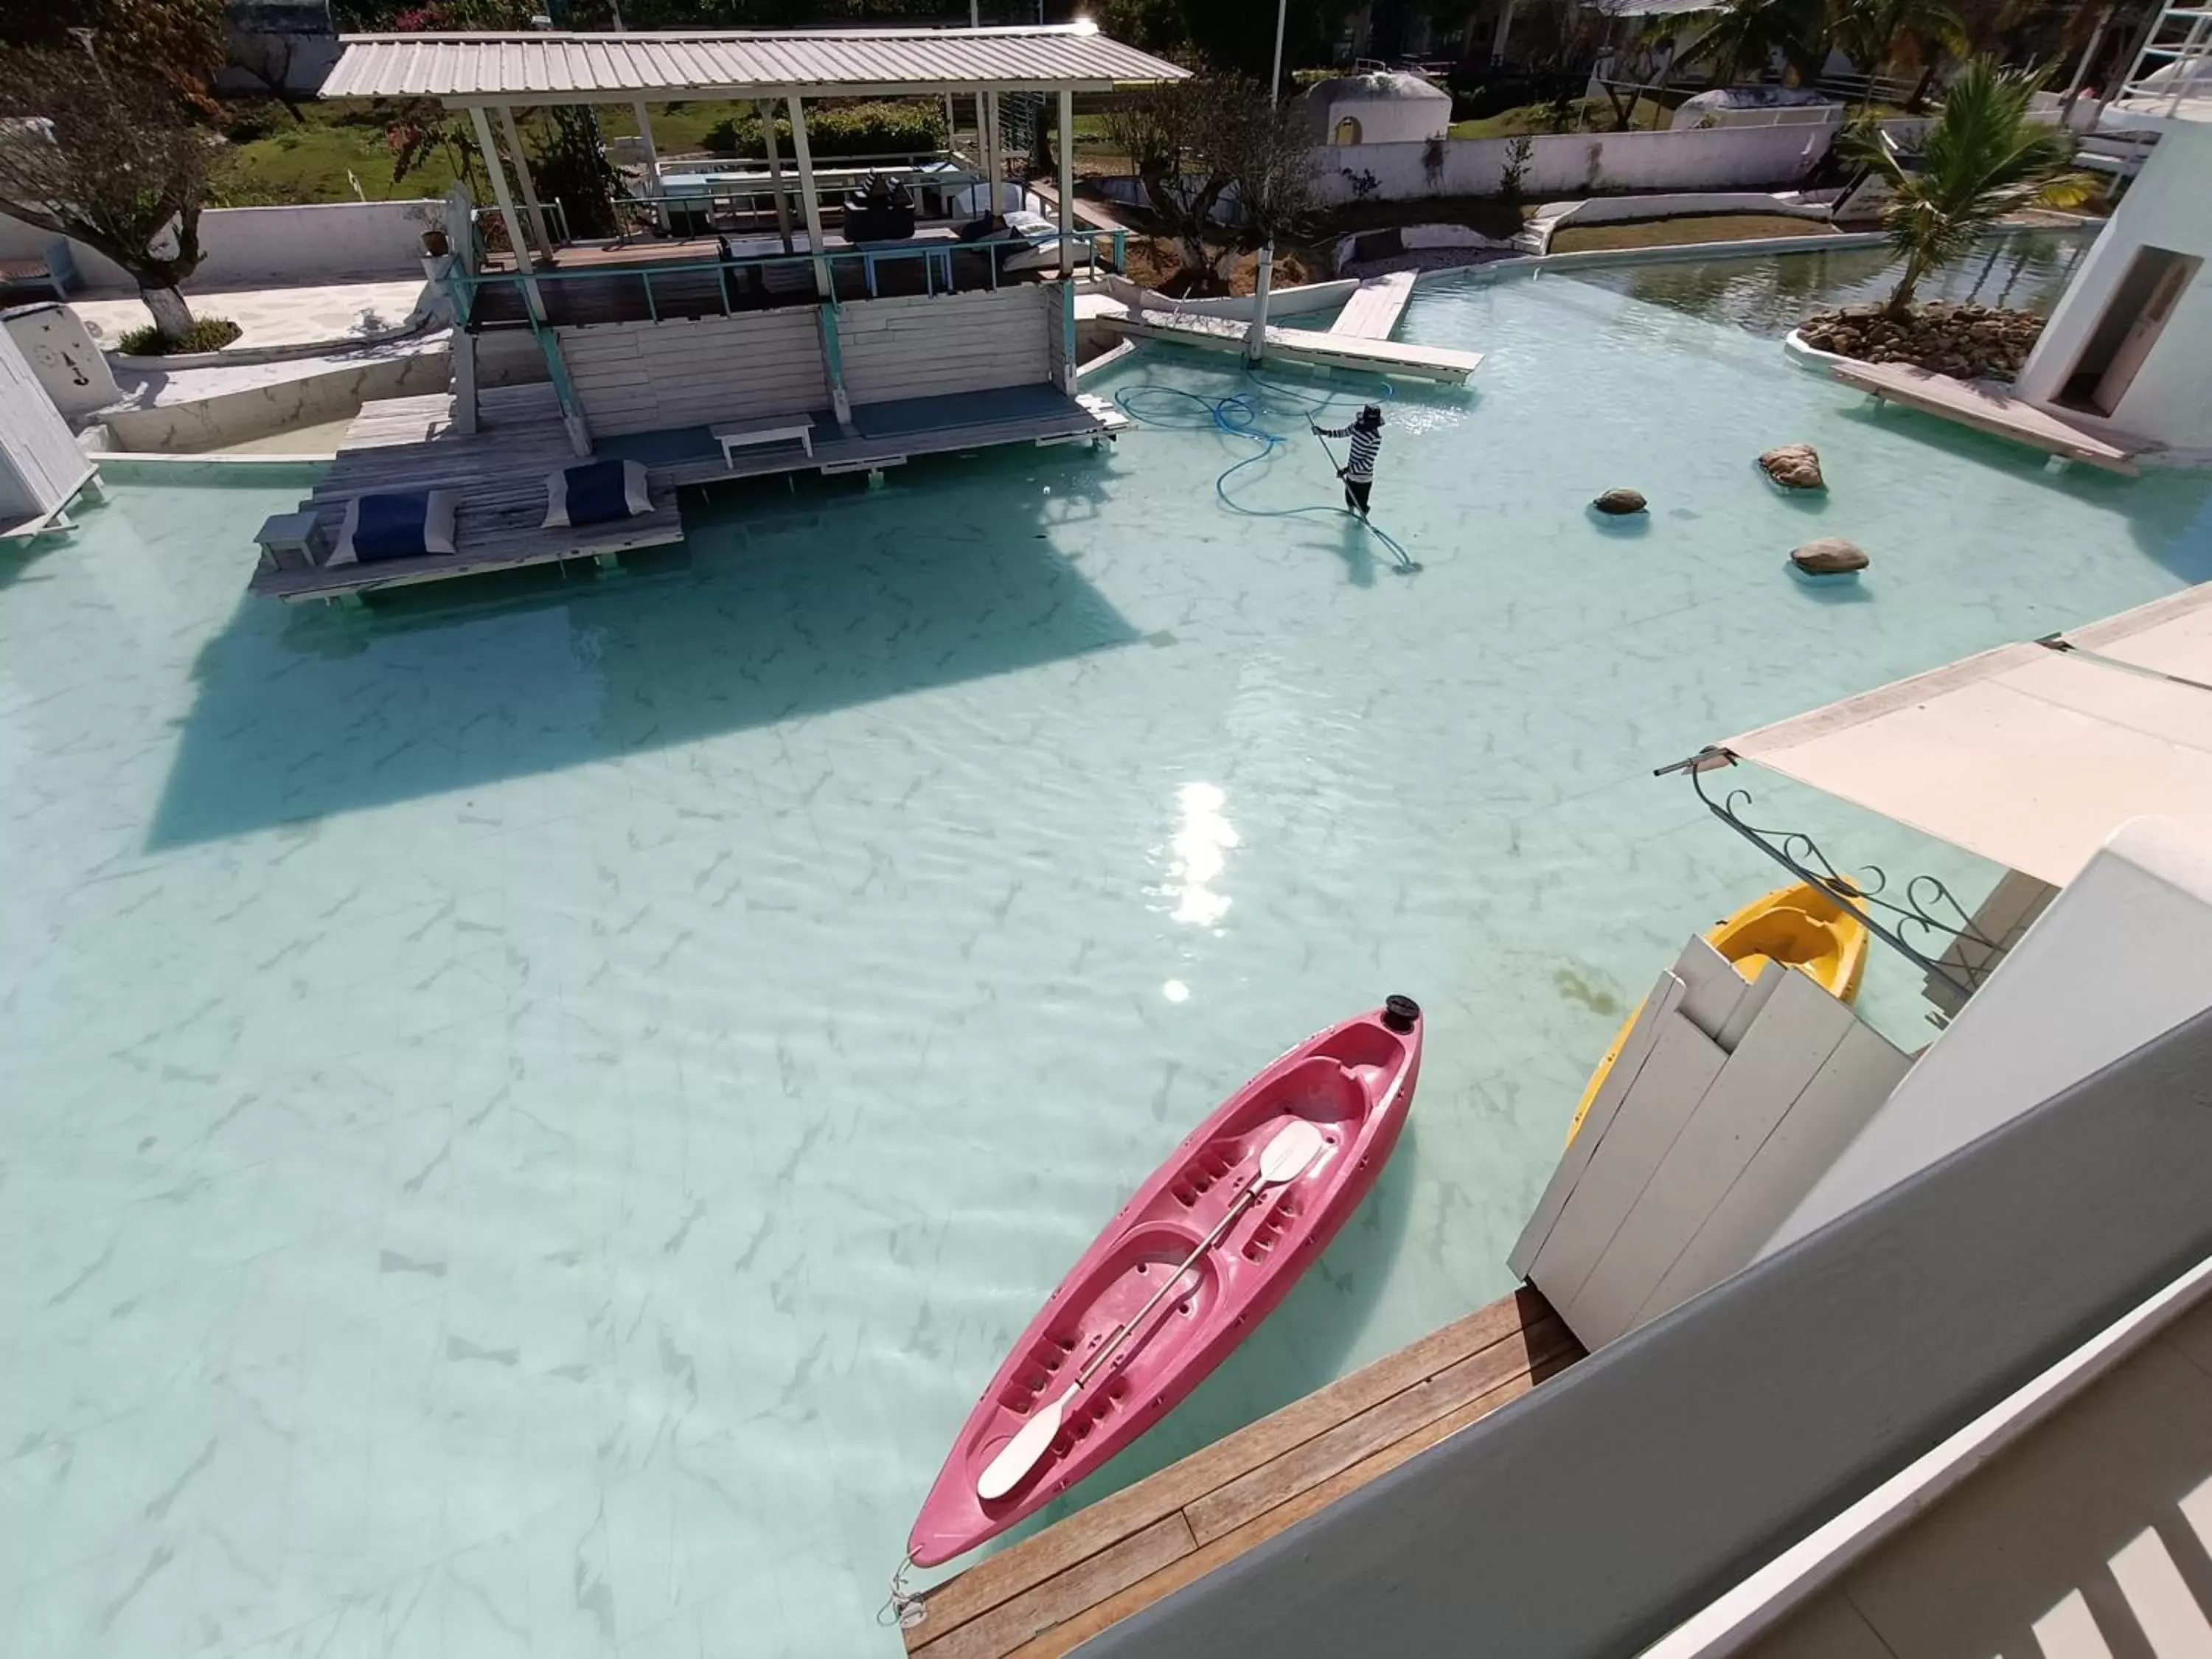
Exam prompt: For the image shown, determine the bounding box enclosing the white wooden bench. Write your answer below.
[712,417,814,467]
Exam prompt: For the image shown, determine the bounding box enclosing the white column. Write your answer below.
[1492,0,1517,64]
[981,90,1002,223]
[759,99,795,253]
[630,100,666,232]
[467,104,543,321]
[1056,88,1075,279]
[497,104,555,259]
[787,94,832,298]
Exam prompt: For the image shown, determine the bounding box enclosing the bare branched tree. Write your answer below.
[0,48,220,341]
[1099,74,1313,284]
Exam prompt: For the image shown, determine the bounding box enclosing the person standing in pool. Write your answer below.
[1310,405,1385,518]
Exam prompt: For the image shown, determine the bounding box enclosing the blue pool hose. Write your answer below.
[1111,371,1420,573]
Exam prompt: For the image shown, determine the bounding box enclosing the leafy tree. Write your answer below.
[0,42,220,340]
[1178,0,1350,88]
[1845,57,2092,313]
[1101,74,1310,282]
[3,0,226,111]
[1831,0,1969,106]
[1668,0,1832,86]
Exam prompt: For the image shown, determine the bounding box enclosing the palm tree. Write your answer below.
[1829,0,1969,107]
[1845,58,2094,315]
[1669,0,1832,87]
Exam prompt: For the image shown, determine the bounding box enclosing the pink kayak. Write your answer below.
[907,996,1422,1568]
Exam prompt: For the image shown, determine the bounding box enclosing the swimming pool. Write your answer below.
[4,246,2208,1656]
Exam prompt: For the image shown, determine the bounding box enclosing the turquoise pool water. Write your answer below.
[4,254,2209,1658]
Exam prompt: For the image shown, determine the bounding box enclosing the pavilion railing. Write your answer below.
[445,226,1126,329]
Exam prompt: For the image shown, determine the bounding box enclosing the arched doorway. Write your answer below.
[1332,115,1363,145]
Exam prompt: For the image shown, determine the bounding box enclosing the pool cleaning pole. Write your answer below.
[1245,0,1290,364]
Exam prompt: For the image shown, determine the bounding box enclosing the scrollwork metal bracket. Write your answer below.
[1656,748,2008,1005]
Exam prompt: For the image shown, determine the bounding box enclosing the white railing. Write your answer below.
[2117,0,2212,118]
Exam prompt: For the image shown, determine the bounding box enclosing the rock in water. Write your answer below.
[1593,488,1647,515]
[1759,444,1826,490]
[1792,537,1868,575]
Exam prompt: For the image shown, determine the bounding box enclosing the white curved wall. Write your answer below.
[2016,119,2212,453]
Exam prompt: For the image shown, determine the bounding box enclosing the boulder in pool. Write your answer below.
[1791,537,1868,575]
[1759,444,1826,490]
[1593,488,1647,515]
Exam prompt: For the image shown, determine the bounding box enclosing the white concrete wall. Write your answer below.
[1546,192,1832,229]
[99,347,450,452]
[2016,119,2212,453]
[0,201,445,295]
[1312,119,1840,204]
[1764,816,2212,1256]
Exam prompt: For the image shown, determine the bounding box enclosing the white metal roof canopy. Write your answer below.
[320,24,1189,105]
[1714,583,2212,888]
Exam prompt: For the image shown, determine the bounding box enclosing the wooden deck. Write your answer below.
[249,380,1128,602]
[249,386,686,602]
[1329,271,1417,341]
[1096,302,1481,385]
[902,1285,1579,1659]
[1829,359,2143,474]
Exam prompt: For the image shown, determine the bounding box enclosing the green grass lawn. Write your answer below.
[216,102,461,204]
[1546,214,1836,254]
[1447,97,1671,139]
[213,98,790,206]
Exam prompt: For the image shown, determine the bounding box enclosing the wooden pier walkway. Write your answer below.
[1096,302,1481,384]
[1829,359,2143,473]
[1329,271,1416,341]
[902,1285,1579,1659]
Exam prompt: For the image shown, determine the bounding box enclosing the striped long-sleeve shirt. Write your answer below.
[1313,422,1382,481]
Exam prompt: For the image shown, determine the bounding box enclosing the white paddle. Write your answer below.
[976,1117,1327,1502]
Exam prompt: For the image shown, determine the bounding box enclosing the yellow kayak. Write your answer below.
[1565,882,1870,1144]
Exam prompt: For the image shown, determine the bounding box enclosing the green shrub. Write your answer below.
[116,317,245,356]
[705,100,947,160]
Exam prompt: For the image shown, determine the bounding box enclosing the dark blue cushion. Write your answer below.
[563,460,630,527]
[353,492,431,562]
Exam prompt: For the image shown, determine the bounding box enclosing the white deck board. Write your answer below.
[1329,271,1416,341]
[1095,302,1478,383]
[1829,360,2143,473]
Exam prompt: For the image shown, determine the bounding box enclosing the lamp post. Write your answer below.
[1244,0,1290,364]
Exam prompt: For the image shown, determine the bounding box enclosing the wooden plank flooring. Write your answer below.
[902,1285,1579,1659]
[1330,271,1417,341]
[1829,360,2142,473]
[251,380,1128,600]
[1096,305,1481,384]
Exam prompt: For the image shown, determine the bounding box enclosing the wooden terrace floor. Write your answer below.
[902,1285,1580,1659]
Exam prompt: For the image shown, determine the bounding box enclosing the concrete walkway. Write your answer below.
[71,277,432,352]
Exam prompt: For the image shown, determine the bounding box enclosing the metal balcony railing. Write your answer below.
[2116,1,2212,119]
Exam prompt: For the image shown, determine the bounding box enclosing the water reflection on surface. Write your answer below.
[1568,231,2094,336]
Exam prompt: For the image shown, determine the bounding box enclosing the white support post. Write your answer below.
[1056,87,1075,279]
[1492,0,1517,64]
[467,104,544,322]
[497,105,556,261]
[787,94,832,299]
[981,90,1002,223]
[631,100,667,232]
[759,99,795,253]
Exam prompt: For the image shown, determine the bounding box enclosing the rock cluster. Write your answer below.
[1593,488,1647,515]
[1759,444,1826,491]
[1798,302,2045,382]
[1791,537,1869,575]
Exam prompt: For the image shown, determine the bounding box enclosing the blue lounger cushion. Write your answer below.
[326,489,459,566]
[544,459,652,529]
